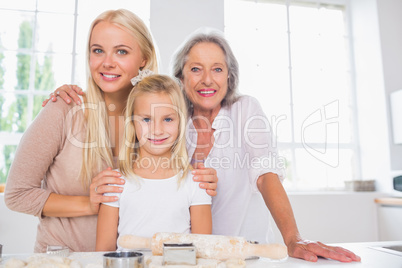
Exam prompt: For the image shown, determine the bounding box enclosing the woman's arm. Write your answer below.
[5,100,123,218]
[257,173,360,262]
[42,168,122,217]
[43,194,93,217]
[96,204,119,251]
[189,205,212,234]
[5,101,76,217]
[257,173,300,244]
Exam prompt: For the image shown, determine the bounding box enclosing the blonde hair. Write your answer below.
[80,9,158,187]
[119,74,190,183]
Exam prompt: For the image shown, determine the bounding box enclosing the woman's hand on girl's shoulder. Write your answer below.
[42,84,84,107]
[192,163,218,197]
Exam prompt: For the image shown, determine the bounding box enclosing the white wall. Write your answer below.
[272,192,387,244]
[349,0,402,194]
[376,0,402,172]
[150,0,224,74]
[349,0,392,193]
[0,194,38,254]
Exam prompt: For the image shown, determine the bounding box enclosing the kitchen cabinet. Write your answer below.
[375,198,402,241]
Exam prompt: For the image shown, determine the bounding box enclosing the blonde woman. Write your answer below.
[5,9,158,252]
[96,74,212,251]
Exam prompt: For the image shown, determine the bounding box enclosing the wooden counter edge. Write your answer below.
[375,197,402,206]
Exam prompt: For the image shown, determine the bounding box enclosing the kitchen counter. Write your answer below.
[248,241,402,267]
[1,241,401,267]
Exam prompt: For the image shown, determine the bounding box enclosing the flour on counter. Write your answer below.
[3,255,81,268]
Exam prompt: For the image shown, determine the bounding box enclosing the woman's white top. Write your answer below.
[186,95,285,243]
[104,171,211,248]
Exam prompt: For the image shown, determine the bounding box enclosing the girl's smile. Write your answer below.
[148,137,169,144]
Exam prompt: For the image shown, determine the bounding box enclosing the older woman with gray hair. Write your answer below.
[170,28,360,263]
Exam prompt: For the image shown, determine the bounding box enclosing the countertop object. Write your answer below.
[163,243,196,265]
[1,241,401,267]
[103,251,143,268]
[118,232,287,260]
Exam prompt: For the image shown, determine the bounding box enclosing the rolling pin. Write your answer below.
[118,232,287,261]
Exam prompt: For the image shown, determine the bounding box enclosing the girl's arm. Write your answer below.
[96,204,119,251]
[189,205,212,234]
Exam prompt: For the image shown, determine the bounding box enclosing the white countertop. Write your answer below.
[1,241,401,267]
[248,241,402,267]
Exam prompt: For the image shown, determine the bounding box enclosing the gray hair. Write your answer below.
[171,28,240,113]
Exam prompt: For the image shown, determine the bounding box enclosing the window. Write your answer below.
[0,0,150,185]
[225,0,360,190]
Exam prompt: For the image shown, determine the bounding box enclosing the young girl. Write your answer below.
[96,73,212,251]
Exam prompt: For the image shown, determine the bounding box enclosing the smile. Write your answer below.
[101,73,120,80]
[148,137,168,144]
[197,90,216,97]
